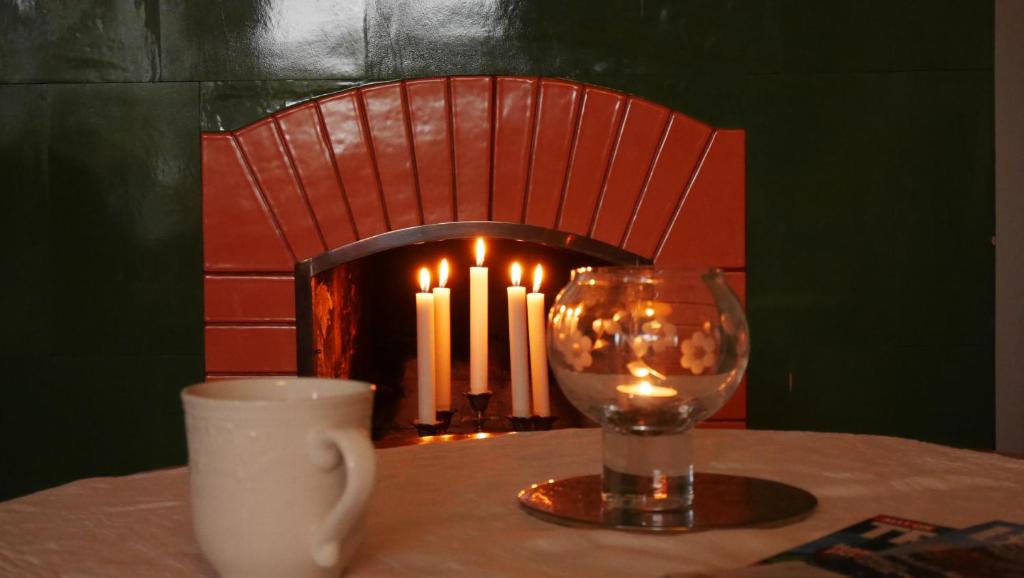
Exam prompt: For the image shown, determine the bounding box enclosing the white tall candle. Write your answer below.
[416,268,436,424]
[507,263,530,418]
[527,264,551,417]
[469,238,488,394]
[433,259,452,410]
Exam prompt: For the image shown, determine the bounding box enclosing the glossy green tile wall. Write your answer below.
[0,0,994,499]
[0,82,202,499]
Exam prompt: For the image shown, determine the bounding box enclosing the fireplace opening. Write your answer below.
[296,223,649,441]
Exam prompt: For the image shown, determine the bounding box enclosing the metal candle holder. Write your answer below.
[413,410,457,438]
[508,416,533,431]
[531,415,557,431]
[435,409,456,433]
[413,420,444,437]
[463,391,493,432]
[508,415,558,431]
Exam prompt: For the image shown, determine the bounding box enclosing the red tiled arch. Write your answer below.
[450,77,493,221]
[275,103,358,249]
[234,119,326,261]
[202,134,295,272]
[591,97,671,246]
[361,82,422,230]
[492,77,537,223]
[318,91,390,237]
[523,80,582,229]
[558,86,626,235]
[405,78,455,224]
[202,76,746,421]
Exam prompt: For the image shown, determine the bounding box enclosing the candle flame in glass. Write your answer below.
[616,380,677,398]
[627,360,667,381]
[419,267,431,293]
[533,264,543,293]
[511,262,522,286]
[475,237,486,267]
[438,258,449,288]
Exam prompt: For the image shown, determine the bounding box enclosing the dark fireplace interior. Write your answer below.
[301,229,646,441]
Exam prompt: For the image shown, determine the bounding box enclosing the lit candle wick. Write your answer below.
[532,264,543,293]
[475,237,486,267]
[439,258,449,288]
[419,267,431,293]
[616,380,677,398]
[511,262,522,287]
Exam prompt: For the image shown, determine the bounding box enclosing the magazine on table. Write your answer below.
[759,515,954,565]
[811,520,1024,578]
[665,516,1024,578]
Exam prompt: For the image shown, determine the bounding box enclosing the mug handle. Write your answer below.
[308,428,376,568]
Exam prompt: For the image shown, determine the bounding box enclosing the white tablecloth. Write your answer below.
[1,429,1022,577]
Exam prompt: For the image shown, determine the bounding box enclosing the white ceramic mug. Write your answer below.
[182,378,376,578]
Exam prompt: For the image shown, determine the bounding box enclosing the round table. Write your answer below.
[1,429,1022,577]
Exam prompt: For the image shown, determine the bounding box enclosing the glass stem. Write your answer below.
[601,420,694,511]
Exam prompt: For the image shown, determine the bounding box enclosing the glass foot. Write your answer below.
[601,409,694,511]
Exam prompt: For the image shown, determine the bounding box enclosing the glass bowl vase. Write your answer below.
[547,267,749,512]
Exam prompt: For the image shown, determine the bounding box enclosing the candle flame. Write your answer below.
[627,360,667,381]
[637,381,677,397]
[631,365,650,378]
[616,380,677,398]
[532,264,543,293]
[511,262,522,286]
[439,258,449,288]
[475,237,486,267]
[419,267,431,293]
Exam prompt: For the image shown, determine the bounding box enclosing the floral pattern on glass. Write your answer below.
[680,330,717,375]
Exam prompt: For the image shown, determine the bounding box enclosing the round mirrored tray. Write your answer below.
[518,473,817,533]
